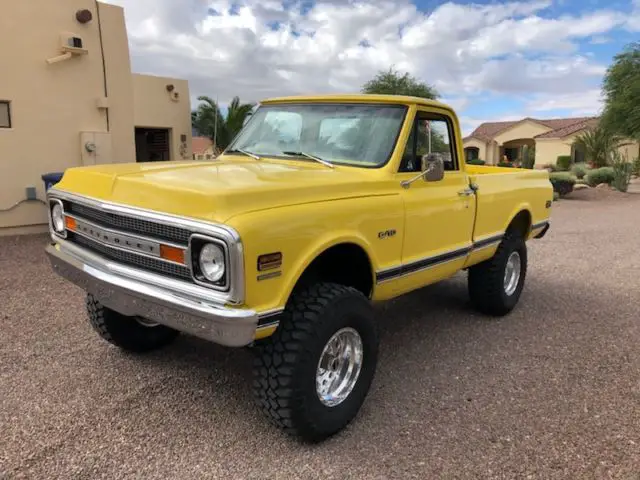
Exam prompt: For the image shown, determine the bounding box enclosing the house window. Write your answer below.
[0,101,11,128]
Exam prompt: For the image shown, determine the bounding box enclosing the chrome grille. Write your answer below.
[65,202,191,244]
[70,233,192,280]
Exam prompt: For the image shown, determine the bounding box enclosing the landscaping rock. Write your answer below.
[574,184,590,190]
[595,183,610,189]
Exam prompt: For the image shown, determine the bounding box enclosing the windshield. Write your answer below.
[227,103,407,168]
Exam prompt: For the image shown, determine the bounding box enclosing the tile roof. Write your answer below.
[464,116,598,142]
[192,136,213,154]
[534,117,599,139]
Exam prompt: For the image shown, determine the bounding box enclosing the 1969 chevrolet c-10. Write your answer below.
[46,94,552,442]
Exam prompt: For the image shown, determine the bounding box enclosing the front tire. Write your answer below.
[468,231,528,316]
[252,283,379,442]
[86,295,180,353]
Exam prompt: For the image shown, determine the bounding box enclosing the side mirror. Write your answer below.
[421,153,445,182]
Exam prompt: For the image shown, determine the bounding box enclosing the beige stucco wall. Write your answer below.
[133,74,193,162]
[493,120,552,145]
[0,0,192,234]
[462,138,487,162]
[618,141,640,161]
[534,139,572,166]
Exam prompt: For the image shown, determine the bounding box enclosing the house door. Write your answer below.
[135,128,171,162]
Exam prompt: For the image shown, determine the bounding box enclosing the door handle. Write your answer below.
[458,188,474,197]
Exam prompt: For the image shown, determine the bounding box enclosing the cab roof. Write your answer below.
[260,93,453,112]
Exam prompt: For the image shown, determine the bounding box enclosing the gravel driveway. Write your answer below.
[2,191,639,479]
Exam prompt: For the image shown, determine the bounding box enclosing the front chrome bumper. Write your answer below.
[46,240,260,347]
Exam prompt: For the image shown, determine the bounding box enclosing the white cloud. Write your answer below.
[104,0,632,116]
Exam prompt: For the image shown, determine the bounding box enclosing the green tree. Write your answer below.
[361,67,439,99]
[191,96,255,150]
[573,125,620,168]
[601,42,640,140]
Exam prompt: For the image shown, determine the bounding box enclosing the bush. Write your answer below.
[553,191,560,201]
[522,152,535,169]
[571,162,589,179]
[632,157,640,176]
[497,161,514,168]
[611,152,632,192]
[549,172,576,197]
[586,167,615,187]
[466,158,486,165]
[556,155,572,171]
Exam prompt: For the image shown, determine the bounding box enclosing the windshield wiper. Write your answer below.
[226,148,261,160]
[281,151,334,169]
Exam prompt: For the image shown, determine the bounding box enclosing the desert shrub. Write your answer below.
[497,161,514,168]
[586,167,615,187]
[571,162,589,179]
[556,155,572,171]
[466,158,486,165]
[522,153,535,169]
[632,157,640,176]
[549,172,576,197]
[610,152,632,192]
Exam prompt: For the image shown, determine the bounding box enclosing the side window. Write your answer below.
[400,113,457,172]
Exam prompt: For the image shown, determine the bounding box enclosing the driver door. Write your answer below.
[390,109,476,295]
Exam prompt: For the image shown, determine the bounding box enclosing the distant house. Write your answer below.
[192,136,215,160]
[463,117,639,166]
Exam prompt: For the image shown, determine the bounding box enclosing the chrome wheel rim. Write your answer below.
[503,251,521,296]
[135,317,160,328]
[316,327,363,407]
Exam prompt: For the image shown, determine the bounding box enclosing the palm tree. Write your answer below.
[573,125,620,168]
[191,96,255,151]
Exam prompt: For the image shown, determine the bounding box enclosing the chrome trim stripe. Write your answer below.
[47,189,246,304]
[376,244,473,283]
[532,220,549,230]
[376,232,507,283]
[472,232,504,250]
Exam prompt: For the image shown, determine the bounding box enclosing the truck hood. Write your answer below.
[55,158,385,223]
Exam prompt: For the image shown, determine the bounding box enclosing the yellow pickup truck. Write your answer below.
[45,94,552,442]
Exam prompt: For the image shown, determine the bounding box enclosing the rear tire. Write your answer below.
[252,282,378,442]
[86,294,179,352]
[468,231,527,316]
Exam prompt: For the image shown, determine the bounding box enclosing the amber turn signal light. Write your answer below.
[64,216,77,231]
[160,244,186,264]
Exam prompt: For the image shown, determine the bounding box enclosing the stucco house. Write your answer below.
[1,0,193,236]
[192,136,215,160]
[463,117,639,167]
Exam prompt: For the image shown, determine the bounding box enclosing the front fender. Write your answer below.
[227,195,404,314]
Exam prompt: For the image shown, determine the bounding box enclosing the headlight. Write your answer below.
[198,243,225,282]
[51,203,65,233]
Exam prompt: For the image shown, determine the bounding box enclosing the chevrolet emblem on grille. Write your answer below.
[73,218,161,256]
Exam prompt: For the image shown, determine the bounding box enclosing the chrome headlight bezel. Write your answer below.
[188,234,230,290]
[48,198,67,238]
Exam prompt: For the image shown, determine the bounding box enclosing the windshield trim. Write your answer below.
[224,102,409,169]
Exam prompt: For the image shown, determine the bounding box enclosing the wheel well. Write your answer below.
[507,210,532,238]
[292,243,374,299]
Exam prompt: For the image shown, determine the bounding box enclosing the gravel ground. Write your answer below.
[1,192,640,479]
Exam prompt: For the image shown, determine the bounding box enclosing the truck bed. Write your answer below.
[466,164,552,246]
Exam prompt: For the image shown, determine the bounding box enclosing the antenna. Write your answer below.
[213,95,218,151]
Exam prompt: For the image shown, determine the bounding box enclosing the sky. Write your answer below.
[104,0,639,135]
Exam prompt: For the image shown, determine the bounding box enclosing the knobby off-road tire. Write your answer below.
[468,231,528,316]
[252,282,379,442]
[86,294,179,353]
